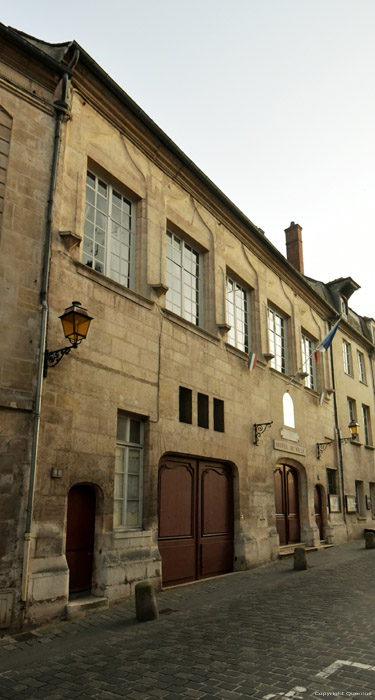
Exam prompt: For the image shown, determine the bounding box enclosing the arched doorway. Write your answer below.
[66,484,96,595]
[274,464,300,545]
[158,457,234,586]
[314,485,324,540]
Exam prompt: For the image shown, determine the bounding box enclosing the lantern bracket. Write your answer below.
[253,421,273,446]
[44,345,76,377]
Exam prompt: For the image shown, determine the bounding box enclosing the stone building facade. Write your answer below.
[1,25,374,631]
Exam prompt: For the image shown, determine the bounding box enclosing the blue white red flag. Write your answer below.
[248,351,257,371]
[315,319,341,357]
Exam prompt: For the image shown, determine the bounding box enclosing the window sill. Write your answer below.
[303,386,319,398]
[225,344,248,363]
[162,309,219,345]
[75,262,154,310]
[114,528,152,540]
[269,367,289,381]
[365,444,375,451]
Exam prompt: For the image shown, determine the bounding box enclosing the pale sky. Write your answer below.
[3,0,374,317]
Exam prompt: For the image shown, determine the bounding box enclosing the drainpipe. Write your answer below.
[328,327,347,529]
[21,51,79,605]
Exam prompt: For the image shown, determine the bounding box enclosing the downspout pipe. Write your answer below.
[21,50,79,605]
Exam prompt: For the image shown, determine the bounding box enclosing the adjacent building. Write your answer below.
[1,24,374,632]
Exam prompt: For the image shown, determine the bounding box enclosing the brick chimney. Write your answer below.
[285,222,304,274]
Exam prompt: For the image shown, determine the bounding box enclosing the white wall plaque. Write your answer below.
[274,439,306,456]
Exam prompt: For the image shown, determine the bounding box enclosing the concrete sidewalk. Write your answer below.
[1,540,375,699]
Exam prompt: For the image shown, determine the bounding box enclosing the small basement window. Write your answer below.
[179,387,192,424]
[197,393,209,429]
[213,398,224,433]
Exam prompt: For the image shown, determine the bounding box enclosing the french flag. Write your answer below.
[315,319,341,363]
[248,351,257,371]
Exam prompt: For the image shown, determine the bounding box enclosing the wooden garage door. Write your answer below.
[158,458,234,586]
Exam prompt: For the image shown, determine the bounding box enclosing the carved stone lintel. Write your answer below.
[59,230,82,251]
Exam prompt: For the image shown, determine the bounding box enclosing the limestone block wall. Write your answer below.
[23,84,348,625]
[331,328,375,539]
[0,78,56,627]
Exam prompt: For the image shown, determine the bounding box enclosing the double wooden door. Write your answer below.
[274,464,300,546]
[158,458,234,586]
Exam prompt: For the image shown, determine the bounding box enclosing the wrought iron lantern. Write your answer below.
[44,301,93,377]
[340,420,360,444]
[317,420,360,458]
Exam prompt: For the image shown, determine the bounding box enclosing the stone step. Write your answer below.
[65,596,109,621]
[278,542,334,558]
[278,542,306,558]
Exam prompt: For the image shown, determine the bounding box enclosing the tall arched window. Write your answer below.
[283,392,295,428]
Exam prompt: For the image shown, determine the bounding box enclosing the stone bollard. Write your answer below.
[135,580,159,622]
[365,531,375,549]
[294,546,307,571]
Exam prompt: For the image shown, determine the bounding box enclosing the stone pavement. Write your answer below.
[1,540,375,699]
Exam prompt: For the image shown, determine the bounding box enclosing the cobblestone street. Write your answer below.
[1,541,375,699]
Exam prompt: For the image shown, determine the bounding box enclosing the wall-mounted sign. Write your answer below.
[328,494,341,513]
[345,495,357,514]
[274,440,306,457]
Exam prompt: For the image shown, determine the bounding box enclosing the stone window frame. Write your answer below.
[83,170,137,289]
[357,351,367,384]
[165,229,202,327]
[225,274,251,354]
[301,331,317,390]
[362,404,372,447]
[326,468,338,495]
[342,339,353,377]
[268,306,288,375]
[347,396,357,425]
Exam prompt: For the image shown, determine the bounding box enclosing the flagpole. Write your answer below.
[286,317,341,387]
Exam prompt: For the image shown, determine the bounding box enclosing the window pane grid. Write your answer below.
[343,341,352,375]
[226,277,249,353]
[362,405,371,445]
[115,417,143,528]
[166,232,200,325]
[348,398,356,423]
[358,352,366,383]
[84,171,134,288]
[301,334,316,389]
[268,309,286,374]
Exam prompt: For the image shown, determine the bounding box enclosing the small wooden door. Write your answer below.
[314,485,324,540]
[274,465,300,546]
[158,458,234,586]
[66,484,96,594]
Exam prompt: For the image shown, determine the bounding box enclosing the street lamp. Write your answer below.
[340,420,360,445]
[44,301,93,377]
[317,420,360,459]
